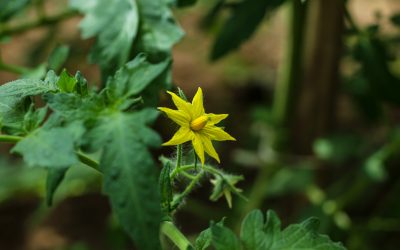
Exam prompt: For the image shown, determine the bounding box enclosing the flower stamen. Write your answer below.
[190,115,208,131]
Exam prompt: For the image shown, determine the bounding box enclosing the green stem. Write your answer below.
[0,10,79,37]
[176,144,182,168]
[0,62,30,75]
[0,134,100,172]
[0,134,23,143]
[170,164,223,179]
[272,0,307,150]
[171,170,205,210]
[161,221,192,250]
[77,152,100,171]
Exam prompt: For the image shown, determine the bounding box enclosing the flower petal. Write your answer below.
[191,87,205,118]
[207,113,228,125]
[199,134,220,163]
[192,133,205,165]
[163,127,193,146]
[158,107,190,127]
[167,91,193,119]
[202,125,236,141]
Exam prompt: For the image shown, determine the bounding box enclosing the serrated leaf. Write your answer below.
[0,0,29,22]
[46,167,68,206]
[86,109,162,249]
[22,105,47,133]
[12,122,85,168]
[135,0,184,56]
[211,223,241,250]
[211,0,285,60]
[195,220,224,250]
[0,96,30,130]
[240,210,268,250]
[106,54,170,105]
[70,0,139,75]
[0,78,57,98]
[45,93,104,122]
[48,45,70,72]
[264,210,346,250]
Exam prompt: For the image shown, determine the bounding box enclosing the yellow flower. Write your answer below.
[158,87,236,165]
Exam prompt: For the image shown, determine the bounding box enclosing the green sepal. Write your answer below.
[56,69,78,93]
[159,162,173,214]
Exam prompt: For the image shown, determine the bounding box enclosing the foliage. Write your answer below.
[195,210,346,250]
[5,0,392,249]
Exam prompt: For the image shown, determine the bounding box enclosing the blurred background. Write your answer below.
[1,0,400,249]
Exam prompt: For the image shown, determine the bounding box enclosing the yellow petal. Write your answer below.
[167,91,193,119]
[158,107,190,127]
[199,134,220,163]
[191,87,205,118]
[192,133,205,165]
[163,127,193,146]
[207,113,228,125]
[202,125,236,141]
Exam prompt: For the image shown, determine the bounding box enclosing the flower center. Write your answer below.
[190,115,208,131]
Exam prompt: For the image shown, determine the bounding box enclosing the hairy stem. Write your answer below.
[161,221,192,250]
[176,144,182,168]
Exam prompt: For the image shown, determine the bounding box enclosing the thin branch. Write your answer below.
[0,9,79,37]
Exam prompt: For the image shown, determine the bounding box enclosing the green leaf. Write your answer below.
[22,105,47,133]
[57,69,78,93]
[0,78,57,98]
[105,54,170,105]
[240,210,268,250]
[135,0,184,56]
[48,45,70,72]
[195,219,225,250]
[21,64,47,80]
[70,0,139,75]
[195,228,212,250]
[0,96,30,131]
[46,167,68,206]
[264,210,346,250]
[86,109,162,249]
[45,93,104,121]
[211,0,285,60]
[0,0,29,22]
[12,122,85,168]
[211,223,241,250]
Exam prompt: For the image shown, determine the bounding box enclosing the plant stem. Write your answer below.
[0,10,79,37]
[77,152,100,171]
[176,144,182,168]
[171,170,205,210]
[272,0,307,151]
[0,134,23,143]
[161,221,192,250]
[0,62,30,75]
[170,164,223,179]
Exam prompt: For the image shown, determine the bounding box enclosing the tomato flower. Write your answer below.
[158,87,235,165]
